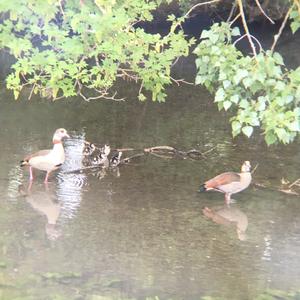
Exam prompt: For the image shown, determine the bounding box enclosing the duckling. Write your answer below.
[82,141,96,156]
[82,144,111,167]
[110,151,123,167]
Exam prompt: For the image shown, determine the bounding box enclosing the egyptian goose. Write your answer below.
[199,161,252,204]
[20,128,70,183]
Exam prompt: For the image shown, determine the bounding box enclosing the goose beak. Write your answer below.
[65,133,70,138]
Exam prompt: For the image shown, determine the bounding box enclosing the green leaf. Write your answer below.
[239,99,249,108]
[231,120,241,136]
[291,20,300,34]
[230,94,239,104]
[288,120,300,131]
[223,80,231,89]
[231,27,240,37]
[242,77,253,88]
[242,126,253,137]
[233,69,248,84]
[13,90,20,100]
[265,131,277,145]
[195,74,204,85]
[274,81,286,91]
[138,93,146,101]
[223,100,232,111]
[273,52,284,65]
[215,88,225,102]
[200,30,210,39]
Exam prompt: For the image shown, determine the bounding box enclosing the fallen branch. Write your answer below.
[115,148,136,152]
[251,163,259,174]
[289,178,300,189]
[120,153,145,164]
[144,146,175,153]
[144,145,209,160]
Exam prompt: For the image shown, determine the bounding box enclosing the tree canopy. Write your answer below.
[0,0,299,145]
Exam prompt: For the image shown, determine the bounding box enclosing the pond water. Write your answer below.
[0,41,300,300]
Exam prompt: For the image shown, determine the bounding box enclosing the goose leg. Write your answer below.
[29,167,34,181]
[44,171,51,183]
[225,193,232,205]
[27,180,33,192]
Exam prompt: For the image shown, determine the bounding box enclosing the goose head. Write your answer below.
[53,128,70,143]
[241,161,251,173]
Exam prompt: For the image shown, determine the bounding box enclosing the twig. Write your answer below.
[237,0,257,57]
[233,33,263,52]
[201,145,218,156]
[28,83,36,100]
[171,56,180,67]
[229,12,241,26]
[270,5,293,53]
[148,152,174,159]
[251,163,259,174]
[58,0,65,16]
[115,148,136,152]
[170,77,195,86]
[120,153,145,163]
[184,0,221,18]
[79,90,125,102]
[254,0,274,24]
[144,146,176,153]
[138,81,144,96]
[289,178,300,188]
[227,2,236,22]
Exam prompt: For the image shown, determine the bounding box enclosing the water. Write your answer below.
[0,57,300,299]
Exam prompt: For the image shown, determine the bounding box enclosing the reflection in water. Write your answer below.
[7,165,23,199]
[56,133,87,220]
[262,234,272,261]
[203,204,248,241]
[19,183,61,240]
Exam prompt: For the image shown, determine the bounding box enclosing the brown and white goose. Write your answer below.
[199,161,252,204]
[20,128,70,183]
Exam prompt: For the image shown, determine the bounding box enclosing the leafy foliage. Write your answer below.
[0,0,192,102]
[0,0,300,145]
[290,1,300,33]
[194,22,300,145]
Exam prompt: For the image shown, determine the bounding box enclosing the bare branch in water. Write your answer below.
[289,178,300,188]
[251,163,259,174]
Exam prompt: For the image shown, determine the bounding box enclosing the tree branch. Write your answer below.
[270,5,293,53]
[184,0,221,18]
[170,77,194,86]
[254,0,274,24]
[237,0,257,57]
[233,33,263,52]
[227,2,237,22]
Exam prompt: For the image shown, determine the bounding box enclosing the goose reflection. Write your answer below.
[202,204,248,241]
[19,183,61,240]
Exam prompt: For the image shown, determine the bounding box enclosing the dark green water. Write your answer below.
[0,58,300,299]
